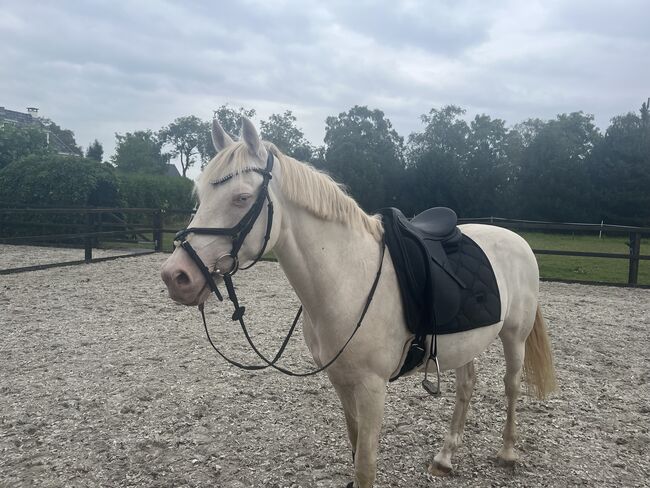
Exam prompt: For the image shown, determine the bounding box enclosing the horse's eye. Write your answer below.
[234,193,251,205]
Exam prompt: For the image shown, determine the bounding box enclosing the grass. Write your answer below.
[519,231,649,285]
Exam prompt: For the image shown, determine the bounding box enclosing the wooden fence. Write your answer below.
[1,207,648,287]
[458,217,650,287]
[0,207,188,275]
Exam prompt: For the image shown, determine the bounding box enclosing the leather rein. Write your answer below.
[174,151,386,376]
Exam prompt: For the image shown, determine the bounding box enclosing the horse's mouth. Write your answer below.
[169,281,212,307]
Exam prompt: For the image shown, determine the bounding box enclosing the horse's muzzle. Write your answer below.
[161,248,213,306]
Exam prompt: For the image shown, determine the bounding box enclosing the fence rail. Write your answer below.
[1,207,648,287]
[459,217,650,286]
[0,207,171,274]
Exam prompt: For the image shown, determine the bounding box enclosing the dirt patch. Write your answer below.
[1,250,649,487]
[0,244,133,270]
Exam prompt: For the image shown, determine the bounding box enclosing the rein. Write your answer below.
[174,151,386,376]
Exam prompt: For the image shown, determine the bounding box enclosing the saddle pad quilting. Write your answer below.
[437,235,501,334]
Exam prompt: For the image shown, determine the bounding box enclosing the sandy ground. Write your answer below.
[0,244,140,270]
[1,249,649,487]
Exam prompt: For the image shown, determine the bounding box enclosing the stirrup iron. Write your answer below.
[422,355,441,397]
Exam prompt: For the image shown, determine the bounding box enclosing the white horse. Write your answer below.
[161,117,557,488]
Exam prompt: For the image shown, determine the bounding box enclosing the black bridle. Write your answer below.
[174,151,385,376]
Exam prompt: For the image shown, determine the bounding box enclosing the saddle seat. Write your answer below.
[409,207,460,242]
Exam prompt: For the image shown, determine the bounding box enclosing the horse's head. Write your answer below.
[161,117,282,306]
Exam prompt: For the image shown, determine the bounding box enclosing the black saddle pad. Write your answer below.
[380,207,501,336]
[437,235,501,334]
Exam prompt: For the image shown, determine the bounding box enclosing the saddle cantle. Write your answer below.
[379,207,501,381]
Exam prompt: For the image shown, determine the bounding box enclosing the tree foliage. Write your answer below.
[0,154,120,207]
[3,100,650,225]
[323,105,404,211]
[111,130,169,174]
[260,110,313,161]
[85,139,104,162]
[588,101,650,224]
[159,116,208,177]
[0,123,51,170]
[213,105,256,139]
[516,112,602,222]
[117,173,195,210]
[404,106,469,214]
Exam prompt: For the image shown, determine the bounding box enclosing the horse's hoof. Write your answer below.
[428,461,453,477]
[497,447,519,465]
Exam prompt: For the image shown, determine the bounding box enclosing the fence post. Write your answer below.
[628,232,641,286]
[84,212,94,263]
[153,209,163,252]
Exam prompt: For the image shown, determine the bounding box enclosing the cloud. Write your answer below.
[1,0,648,179]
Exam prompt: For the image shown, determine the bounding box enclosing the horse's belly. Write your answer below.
[434,322,503,371]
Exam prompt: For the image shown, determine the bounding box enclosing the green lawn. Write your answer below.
[519,231,649,285]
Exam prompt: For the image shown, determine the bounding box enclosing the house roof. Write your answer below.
[0,106,37,125]
[164,164,181,177]
[0,106,77,156]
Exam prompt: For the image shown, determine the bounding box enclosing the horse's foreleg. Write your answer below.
[333,375,387,488]
[429,360,476,475]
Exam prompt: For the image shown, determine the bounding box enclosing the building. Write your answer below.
[0,106,78,156]
[164,164,181,177]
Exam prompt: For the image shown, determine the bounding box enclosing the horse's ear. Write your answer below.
[241,116,265,160]
[211,119,234,152]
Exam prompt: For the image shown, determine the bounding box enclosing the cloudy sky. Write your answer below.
[1,0,648,179]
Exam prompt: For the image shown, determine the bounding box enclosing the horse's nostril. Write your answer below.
[175,271,191,286]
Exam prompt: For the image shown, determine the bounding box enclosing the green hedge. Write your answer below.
[117,173,195,210]
[0,154,195,210]
[0,154,120,207]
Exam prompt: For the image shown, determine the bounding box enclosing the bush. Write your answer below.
[117,173,195,210]
[0,153,120,207]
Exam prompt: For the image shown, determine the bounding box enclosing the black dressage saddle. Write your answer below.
[379,207,501,380]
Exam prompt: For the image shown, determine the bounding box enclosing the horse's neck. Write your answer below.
[273,203,382,323]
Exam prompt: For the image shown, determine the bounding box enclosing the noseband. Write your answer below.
[174,150,386,376]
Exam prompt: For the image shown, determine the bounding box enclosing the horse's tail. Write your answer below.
[523,305,557,399]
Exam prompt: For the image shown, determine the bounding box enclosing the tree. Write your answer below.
[159,116,208,177]
[260,110,313,161]
[213,105,256,139]
[85,139,104,162]
[589,99,650,225]
[0,123,50,169]
[462,114,518,217]
[403,106,469,215]
[515,112,602,222]
[323,105,404,211]
[196,105,257,168]
[111,130,169,174]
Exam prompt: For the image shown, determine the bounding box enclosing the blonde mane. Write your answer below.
[200,141,383,241]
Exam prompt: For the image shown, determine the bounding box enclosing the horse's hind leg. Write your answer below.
[497,329,527,463]
[429,360,476,475]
